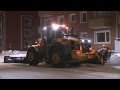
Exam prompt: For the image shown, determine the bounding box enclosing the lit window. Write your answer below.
[80,11,87,23]
[24,29,31,37]
[69,13,76,22]
[94,30,111,44]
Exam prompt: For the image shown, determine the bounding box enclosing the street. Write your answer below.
[0,62,120,79]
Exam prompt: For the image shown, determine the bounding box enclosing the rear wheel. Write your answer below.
[52,53,60,64]
[26,47,40,66]
[49,43,70,68]
[50,50,67,67]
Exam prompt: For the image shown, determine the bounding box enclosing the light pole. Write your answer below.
[116,11,118,39]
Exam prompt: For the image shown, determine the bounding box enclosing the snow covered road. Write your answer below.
[0,62,120,79]
[0,50,120,79]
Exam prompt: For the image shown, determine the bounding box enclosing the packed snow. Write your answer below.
[0,50,120,64]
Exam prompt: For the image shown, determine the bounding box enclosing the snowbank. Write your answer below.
[1,50,120,64]
[109,53,120,64]
[0,50,27,62]
[1,50,27,55]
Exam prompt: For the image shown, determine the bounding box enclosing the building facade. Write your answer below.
[39,11,120,50]
[0,11,39,51]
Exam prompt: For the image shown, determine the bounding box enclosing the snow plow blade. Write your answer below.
[4,56,26,63]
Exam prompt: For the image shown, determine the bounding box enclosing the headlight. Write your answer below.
[43,26,47,30]
[82,40,84,43]
[88,40,91,43]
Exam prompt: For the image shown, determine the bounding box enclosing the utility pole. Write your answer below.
[116,11,118,39]
[2,11,6,50]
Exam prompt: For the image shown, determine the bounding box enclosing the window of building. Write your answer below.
[94,30,111,44]
[80,11,87,23]
[57,15,64,25]
[69,13,76,22]
[40,16,42,26]
[80,32,87,38]
[94,11,111,18]
[24,29,31,37]
[24,18,32,27]
[24,40,31,48]
[44,18,53,26]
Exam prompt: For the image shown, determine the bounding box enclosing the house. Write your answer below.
[0,11,39,51]
[39,11,120,50]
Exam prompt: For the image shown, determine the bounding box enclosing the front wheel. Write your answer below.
[49,43,71,68]
[50,51,67,67]
[26,47,40,66]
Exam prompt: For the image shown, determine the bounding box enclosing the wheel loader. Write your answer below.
[24,24,110,67]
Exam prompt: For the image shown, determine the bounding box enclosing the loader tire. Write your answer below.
[49,43,70,68]
[26,47,40,66]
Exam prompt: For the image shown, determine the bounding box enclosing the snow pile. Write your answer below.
[0,50,27,62]
[10,50,27,57]
[109,53,120,64]
[1,50,27,56]
[9,50,27,57]
[1,50,13,56]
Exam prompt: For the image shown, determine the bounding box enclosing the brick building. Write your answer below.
[39,11,120,50]
[0,11,39,51]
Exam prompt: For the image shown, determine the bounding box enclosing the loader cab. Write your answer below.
[42,24,68,44]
